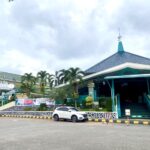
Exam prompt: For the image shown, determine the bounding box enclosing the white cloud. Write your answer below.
[0,49,50,75]
[0,0,150,75]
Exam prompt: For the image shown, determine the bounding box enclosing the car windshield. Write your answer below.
[69,108,79,111]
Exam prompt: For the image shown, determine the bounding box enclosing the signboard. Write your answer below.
[87,112,117,119]
[125,109,131,116]
[16,98,55,106]
[16,99,33,106]
[0,82,14,90]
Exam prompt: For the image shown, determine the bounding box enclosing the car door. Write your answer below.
[61,107,70,119]
[64,108,72,119]
[56,108,64,118]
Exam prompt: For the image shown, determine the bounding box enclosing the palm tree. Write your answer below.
[47,74,54,90]
[50,71,62,87]
[37,71,49,95]
[21,73,36,97]
[59,69,69,84]
[67,67,85,107]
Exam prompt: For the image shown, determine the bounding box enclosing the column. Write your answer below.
[111,79,115,112]
[88,81,95,101]
[146,79,150,94]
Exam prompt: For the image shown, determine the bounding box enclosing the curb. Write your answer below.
[0,115,149,125]
[0,115,52,120]
[90,118,150,125]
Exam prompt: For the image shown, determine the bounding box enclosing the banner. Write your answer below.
[0,82,14,90]
[33,98,55,106]
[16,98,55,106]
[16,99,33,106]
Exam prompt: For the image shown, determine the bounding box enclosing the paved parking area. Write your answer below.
[0,118,150,150]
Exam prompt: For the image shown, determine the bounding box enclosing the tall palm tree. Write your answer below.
[47,74,54,90]
[59,69,69,84]
[37,71,49,95]
[21,73,36,97]
[67,67,85,107]
[67,67,84,91]
[50,71,62,86]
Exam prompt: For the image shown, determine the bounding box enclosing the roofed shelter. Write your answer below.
[81,36,150,119]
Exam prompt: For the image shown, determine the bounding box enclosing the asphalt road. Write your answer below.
[0,118,149,150]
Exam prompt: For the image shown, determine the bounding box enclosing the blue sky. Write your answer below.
[0,0,150,75]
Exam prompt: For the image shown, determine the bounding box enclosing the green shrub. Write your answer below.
[36,103,48,111]
[81,100,86,108]
[85,96,93,108]
[66,99,74,106]
[99,97,112,111]
[24,107,33,111]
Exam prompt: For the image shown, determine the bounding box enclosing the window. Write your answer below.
[69,108,78,112]
[57,107,69,111]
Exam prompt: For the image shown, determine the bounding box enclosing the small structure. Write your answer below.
[0,72,21,105]
[80,35,150,119]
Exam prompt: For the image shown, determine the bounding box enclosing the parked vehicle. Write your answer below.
[52,106,88,122]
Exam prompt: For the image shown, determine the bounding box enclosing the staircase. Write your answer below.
[121,102,150,119]
[0,101,16,111]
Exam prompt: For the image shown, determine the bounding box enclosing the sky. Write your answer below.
[0,0,150,75]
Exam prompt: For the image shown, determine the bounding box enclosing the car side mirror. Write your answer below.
[68,110,71,112]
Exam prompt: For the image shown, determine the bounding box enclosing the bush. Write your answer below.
[36,103,48,111]
[66,98,74,106]
[99,97,112,111]
[24,107,33,111]
[85,96,93,108]
[81,100,86,108]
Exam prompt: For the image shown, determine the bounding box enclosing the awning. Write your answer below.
[104,74,150,80]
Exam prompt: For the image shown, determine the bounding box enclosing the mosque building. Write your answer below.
[80,35,150,118]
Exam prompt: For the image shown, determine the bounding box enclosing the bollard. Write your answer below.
[133,121,139,124]
[143,121,149,125]
[95,118,99,122]
[102,119,106,123]
[116,120,121,123]
[109,119,113,123]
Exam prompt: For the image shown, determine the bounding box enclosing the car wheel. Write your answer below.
[71,115,78,123]
[53,114,59,121]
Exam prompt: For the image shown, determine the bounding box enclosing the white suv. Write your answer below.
[52,106,88,122]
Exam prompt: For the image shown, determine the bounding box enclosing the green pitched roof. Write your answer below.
[85,40,150,74]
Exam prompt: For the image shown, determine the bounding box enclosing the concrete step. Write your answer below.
[0,101,15,111]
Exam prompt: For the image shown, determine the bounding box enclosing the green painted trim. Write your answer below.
[105,74,150,80]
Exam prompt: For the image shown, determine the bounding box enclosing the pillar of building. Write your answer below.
[146,79,150,94]
[88,81,95,101]
[111,79,115,112]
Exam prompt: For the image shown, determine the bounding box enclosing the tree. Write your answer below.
[67,67,84,107]
[49,87,67,101]
[59,69,69,84]
[49,71,64,87]
[47,74,54,90]
[20,73,36,97]
[37,71,49,96]
[49,85,73,105]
